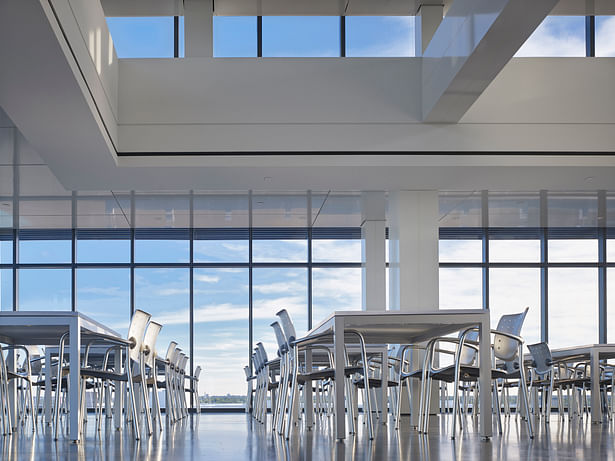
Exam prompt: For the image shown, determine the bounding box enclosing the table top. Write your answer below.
[0,311,120,345]
[551,344,615,361]
[307,309,489,345]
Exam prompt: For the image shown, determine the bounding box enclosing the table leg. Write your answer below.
[7,349,16,431]
[44,348,52,424]
[478,319,493,439]
[114,347,122,430]
[591,349,600,424]
[334,317,345,440]
[305,349,313,430]
[380,348,387,425]
[69,318,81,442]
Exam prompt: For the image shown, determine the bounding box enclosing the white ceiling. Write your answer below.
[1,0,614,194]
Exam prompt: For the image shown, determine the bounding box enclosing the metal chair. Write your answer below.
[420,307,533,439]
[55,309,151,440]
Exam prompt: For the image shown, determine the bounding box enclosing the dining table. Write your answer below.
[0,311,122,442]
[303,309,492,440]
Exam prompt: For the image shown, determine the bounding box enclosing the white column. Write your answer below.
[184,0,213,57]
[415,3,443,56]
[361,192,386,312]
[388,190,439,312]
[388,190,439,420]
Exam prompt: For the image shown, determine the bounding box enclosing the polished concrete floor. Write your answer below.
[2,412,615,460]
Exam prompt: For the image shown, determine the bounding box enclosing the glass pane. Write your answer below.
[489,268,541,346]
[134,268,190,381]
[439,268,482,309]
[439,240,482,263]
[134,194,190,228]
[252,268,307,360]
[548,239,597,262]
[0,199,12,228]
[1,269,12,311]
[596,16,615,57]
[106,17,174,58]
[77,269,130,337]
[608,240,615,262]
[312,268,361,326]
[193,194,249,228]
[252,194,307,227]
[76,195,131,229]
[346,17,414,57]
[214,17,257,57]
[262,17,339,57]
[19,200,71,228]
[312,193,361,227]
[252,240,307,263]
[489,240,540,263]
[312,239,361,263]
[19,240,71,264]
[193,268,248,405]
[548,194,598,227]
[439,193,481,227]
[1,240,12,264]
[488,193,540,227]
[77,240,130,263]
[608,268,615,343]
[135,239,189,263]
[194,240,248,263]
[516,16,585,57]
[18,269,71,310]
[548,268,598,348]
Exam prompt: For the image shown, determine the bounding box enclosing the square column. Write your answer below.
[388,191,439,312]
[415,3,443,56]
[184,0,213,57]
[361,191,386,312]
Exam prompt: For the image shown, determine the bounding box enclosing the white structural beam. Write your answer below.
[422,0,558,122]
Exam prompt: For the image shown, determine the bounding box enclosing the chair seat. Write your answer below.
[429,365,511,383]
[80,368,128,382]
[353,377,399,389]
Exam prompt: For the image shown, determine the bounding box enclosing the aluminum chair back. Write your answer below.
[271,321,288,355]
[276,309,297,348]
[193,366,202,380]
[256,342,268,364]
[527,342,553,377]
[458,330,480,366]
[142,321,162,369]
[127,309,152,363]
[493,307,529,362]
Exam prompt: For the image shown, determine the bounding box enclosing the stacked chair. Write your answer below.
[47,310,201,440]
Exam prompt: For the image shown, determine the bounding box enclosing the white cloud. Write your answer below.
[194,274,220,283]
[596,16,615,57]
[516,18,585,57]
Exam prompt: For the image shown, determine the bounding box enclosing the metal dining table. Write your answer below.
[0,311,121,442]
[551,344,615,424]
[304,309,492,440]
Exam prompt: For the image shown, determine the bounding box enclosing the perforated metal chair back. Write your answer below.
[193,366,202,380]
[256,342,268,364]
[493,307,529,362]
[142,321,162,369]
[127,309,152,362]
[527,342,553,377]
[458,330,480,366]
[165,341,178,363]
[276,309,297,348]
[271,321,288,355]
